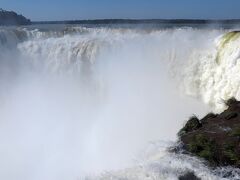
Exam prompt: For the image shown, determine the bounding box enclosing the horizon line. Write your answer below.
[31,18,240,23]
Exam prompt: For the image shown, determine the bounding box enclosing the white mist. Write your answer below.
[0,27,222,179]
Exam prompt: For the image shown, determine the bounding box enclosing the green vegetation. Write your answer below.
[223,142,240,165]
[187,134,216,163]
[230,127,240,137]
[178,115,202,136]
[0,9,31,25]
[224,112,238,120]
[178,98,240,168]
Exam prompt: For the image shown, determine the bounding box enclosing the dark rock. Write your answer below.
[178,172,201,180]
[186,134,217,164]
[225,97,238,107]
[224,111,238,120]
[202,112,217,120]
[0,8,31,25]
[178,98,240,168]
[178,115,202,136]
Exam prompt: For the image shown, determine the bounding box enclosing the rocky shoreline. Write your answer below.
[178,98,240,169]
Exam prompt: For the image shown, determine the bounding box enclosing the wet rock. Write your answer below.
[178,98,240,167]
[178,115,202,136]
[178,172,201,180]
[225,112,238,120]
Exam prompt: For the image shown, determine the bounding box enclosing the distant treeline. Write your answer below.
[0,9,31,25]
[1,10,240,27]
[33,19,240,25]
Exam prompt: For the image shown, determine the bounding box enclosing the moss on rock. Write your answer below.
[178,116,202,136]
[187,134,216,163]
[230,127,240,137]
[223,142,239,164]
[178,98,240,168]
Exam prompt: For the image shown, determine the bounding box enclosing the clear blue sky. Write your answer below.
[1,0,240,21]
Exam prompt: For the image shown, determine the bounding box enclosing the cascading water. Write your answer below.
[185,31,240,112]
[0,25,240,180]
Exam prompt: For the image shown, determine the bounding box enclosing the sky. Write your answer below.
[1,0,240,21]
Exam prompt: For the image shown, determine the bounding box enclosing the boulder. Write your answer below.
[178,172,200,180]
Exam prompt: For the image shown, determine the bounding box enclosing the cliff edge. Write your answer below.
[178,98,240,168]
[0,8,31,25]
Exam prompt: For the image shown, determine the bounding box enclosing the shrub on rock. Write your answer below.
[178,98,240,168]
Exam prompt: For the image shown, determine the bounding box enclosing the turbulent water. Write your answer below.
[1,24,240,180]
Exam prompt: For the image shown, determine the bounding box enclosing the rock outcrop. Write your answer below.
[178,98,240,167]
[0,8,31,25]
[178,172,200,180]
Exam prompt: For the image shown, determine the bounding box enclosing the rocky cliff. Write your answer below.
[178,98,240,168]
[0,9,31,25]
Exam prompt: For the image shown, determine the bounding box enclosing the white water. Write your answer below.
[0,26,239,180]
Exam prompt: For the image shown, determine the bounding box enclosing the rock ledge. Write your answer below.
[178,98,240,167]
